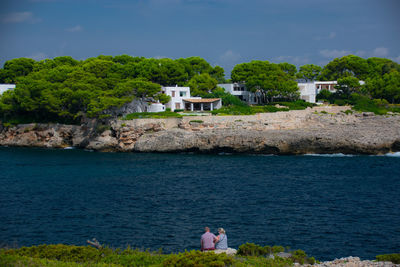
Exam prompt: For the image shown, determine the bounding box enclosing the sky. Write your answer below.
[0,0,399,76]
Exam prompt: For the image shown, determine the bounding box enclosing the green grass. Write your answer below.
[211,105,289,116]
[271,100,315,110]
[210,100,313,116]
[123,111,182,120]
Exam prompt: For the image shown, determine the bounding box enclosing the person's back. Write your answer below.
[215,233,228,250]
[201,227,216,251]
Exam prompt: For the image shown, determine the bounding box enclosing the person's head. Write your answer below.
[218,228,225,234]
[204,227,210,232]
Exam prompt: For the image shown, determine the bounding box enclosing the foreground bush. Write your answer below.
[162,250,235,267]
[237,243,315,265]
[0,243,320,266]
[376,253,400,264]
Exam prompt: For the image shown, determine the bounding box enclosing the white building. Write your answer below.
[298,80,365,103]
[218,83,258,104]
[147,102,166,112]
[0,84,16,95]
[161,86,221,112]
[162,86,197,111]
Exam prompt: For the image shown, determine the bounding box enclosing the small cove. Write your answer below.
[0,147,399,261]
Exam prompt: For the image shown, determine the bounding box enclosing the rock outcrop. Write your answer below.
[298,256,400,267]
[1,107,400,155]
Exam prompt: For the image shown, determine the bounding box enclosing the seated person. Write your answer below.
[201,227,216,251]
[214,228,228,250]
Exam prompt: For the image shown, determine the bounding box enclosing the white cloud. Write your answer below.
[219,50,241,63]
[66,25,83,32]
[27,52,48,61]
[2,11,41,24]
[319,49,351,58]
[371,47,389,57]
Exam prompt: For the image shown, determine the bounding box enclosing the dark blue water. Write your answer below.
[0,147,399,260]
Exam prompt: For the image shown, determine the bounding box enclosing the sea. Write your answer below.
[0,147,399,261]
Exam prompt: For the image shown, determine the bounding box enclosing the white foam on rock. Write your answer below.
[304,153,354,157]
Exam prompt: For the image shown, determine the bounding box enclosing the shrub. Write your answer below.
[271,246,285,253]
[273,100,314,110]
[334,99,347,106]
[2,244,108,263]
[189,120,203,123]
[237,243,269,256]
[174,109,184,112]
[376,253,400,264]
[162,250,235,267]
[350,94,388,115]
[290,249,307,264]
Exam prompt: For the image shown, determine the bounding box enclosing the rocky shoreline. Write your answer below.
[299,256,400,267]
[1,106,400,155]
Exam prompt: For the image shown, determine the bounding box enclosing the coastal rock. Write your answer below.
[1,107,400,155]
[303,256,400,267]
[213,248,237,255]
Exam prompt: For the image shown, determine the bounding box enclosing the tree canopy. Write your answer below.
[231,60,299,103]
[0,55,225,123]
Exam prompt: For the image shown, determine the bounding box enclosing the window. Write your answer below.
[175,103,180,109]
[171,91,175,97]
[180,91,187,97]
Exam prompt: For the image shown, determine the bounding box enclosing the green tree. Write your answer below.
[82,59,115,78]
[187,73,218,97]
[316,89,333,102]
[319,55,370,81]
[176,57,213,80]
[335,76,362,98]
[210,66,226,83]
[297,64,322,82]
[278,62,297,78]
[231,60,299,103]
[2,58,37,82]
[155,93,171,104]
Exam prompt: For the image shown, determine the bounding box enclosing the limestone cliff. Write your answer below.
[1,106,399,155]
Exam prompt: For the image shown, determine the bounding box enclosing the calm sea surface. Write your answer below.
[0,147,399,260]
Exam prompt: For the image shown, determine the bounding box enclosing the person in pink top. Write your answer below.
[200,227,216,251]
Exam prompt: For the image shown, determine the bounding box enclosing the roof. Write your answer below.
[182,98,221,103]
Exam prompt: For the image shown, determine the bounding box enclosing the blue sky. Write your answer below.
[1,0,399,76]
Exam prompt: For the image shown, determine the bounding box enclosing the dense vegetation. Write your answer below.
[0,56,224,124]
[0,54,399,124]
[314,56,400,106]
[0,243,316,267]
[375,253,400,264]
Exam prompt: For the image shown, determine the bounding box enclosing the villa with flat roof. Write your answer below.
[161,86,222,112]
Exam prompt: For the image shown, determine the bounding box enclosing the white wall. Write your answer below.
[162,86,192,111]
[148,103,166,112]
[0,84,16,95]
[218,83,257,104]
[298,82,316,103]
